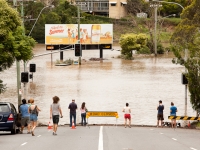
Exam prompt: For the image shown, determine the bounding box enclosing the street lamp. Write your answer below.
[150,2,162,57]
[153,0,184,10]
[159,14,176,30]
[28,5,54,36]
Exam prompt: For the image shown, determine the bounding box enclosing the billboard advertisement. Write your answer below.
[45,24,113,45]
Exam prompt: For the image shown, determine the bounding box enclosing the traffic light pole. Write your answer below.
[21,0,28,100]
[13,0,21,109]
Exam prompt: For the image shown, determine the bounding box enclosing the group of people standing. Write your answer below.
[157,100,178,128]
[19,97,88,136]
[50,98,88,135]
[19,98,177,136]
[121,101,178,128]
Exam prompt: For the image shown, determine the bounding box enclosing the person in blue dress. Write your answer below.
[170,102,178,128]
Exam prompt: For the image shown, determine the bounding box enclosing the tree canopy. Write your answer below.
[171,0,200,112]
[0,0,36,94]
[119,33,148,59]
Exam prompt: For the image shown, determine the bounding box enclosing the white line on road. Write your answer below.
[190,147,197,150]
[98,126,103,150]
[150,129,154,130]
[21,142,27,146]
[172,138,177,141]
[160,132,163,134]
[37,135,41,137]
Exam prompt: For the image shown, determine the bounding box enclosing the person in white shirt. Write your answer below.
[122,103,131,128]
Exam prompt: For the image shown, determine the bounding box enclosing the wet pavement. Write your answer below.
[0,44,196,126]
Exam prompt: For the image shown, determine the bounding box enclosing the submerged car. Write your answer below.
[0,102,21,134]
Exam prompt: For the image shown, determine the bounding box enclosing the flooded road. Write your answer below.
[0,44,196,126]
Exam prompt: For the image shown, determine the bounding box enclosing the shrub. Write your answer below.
[138,46,151,54]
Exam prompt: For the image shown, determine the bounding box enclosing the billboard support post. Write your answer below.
[60,51,63,62]
[100,45,103,58]
[77,6,81,65]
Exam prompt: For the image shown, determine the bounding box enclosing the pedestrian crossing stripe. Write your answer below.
[168,116,200,120]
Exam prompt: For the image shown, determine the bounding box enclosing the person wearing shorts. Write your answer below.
[20,99,31,134]
[29,99,41,136]
[122,103,131,128]
[170,102,177,128]
[157,100,164,127]
[50,96,63,135]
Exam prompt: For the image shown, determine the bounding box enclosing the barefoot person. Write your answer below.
[122,103,131,128]
[28,99,41,136]
[50,96,63,135]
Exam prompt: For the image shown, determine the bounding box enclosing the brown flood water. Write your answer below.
[0,44,196,126]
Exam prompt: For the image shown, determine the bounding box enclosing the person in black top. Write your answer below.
[157,100,164,127]
[68,99,77,127]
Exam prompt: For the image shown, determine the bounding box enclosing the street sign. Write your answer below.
[86,111,118,117]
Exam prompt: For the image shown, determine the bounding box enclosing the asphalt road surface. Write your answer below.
[0,126,200,150]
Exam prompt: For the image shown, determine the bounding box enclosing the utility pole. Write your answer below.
[154,6,158,57]
[13,0,22,108]
[184,48,188,116]
[20,0,28,100]
[150,1,162,57]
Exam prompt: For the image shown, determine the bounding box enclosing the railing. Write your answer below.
[76,1,109,12]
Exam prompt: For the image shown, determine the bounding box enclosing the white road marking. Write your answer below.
[190,147,197,150]
[160,132,163,134]
[37,135,41,137]
[21,142,27,146]
[172,138,177,141]
[98,126,103,150]
[150,129,154,130]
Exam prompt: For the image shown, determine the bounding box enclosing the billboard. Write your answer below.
[45,24,113,45]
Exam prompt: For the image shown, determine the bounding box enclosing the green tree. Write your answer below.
[160,0,192,17]
[171,0,200,111]
[119,33,148,59]
[24,1,77,43]
[0,0,36,94]
[126,0,149,15]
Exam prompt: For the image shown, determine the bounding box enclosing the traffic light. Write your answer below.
[182,73,188,84]
[29,63,36,72]
[21,72,29,83]
[74,44,82,57]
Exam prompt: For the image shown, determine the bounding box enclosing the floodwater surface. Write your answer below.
[0,44,196,126]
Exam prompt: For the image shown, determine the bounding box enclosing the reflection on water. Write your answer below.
[0,44,196,125]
